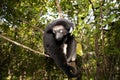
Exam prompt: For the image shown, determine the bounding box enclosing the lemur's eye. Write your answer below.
[53,30,56,33]
[59,29,63,33]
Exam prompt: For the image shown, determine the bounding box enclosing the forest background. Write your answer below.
[0,0,120,80]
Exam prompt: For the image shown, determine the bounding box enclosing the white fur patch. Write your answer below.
[63,44,67,55]
[69,27,73,33]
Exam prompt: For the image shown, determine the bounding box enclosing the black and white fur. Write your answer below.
[43,19,80,78]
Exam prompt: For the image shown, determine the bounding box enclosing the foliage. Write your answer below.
[0,0,120,80]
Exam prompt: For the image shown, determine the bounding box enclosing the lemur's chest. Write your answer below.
[63,44,67,55]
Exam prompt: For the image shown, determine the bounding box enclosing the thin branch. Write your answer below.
[0,34,48,57]
[88,0,95,12]
[56,0,63,18]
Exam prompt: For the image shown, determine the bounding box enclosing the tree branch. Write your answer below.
[0,34,48,57]
[56,0,63,18]
[88,0,95,12]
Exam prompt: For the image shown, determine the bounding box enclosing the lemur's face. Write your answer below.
[53,25,67,41]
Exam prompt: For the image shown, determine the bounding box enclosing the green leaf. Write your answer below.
[108,14,116,22]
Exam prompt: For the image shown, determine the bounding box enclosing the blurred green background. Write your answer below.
[0,0,120,80]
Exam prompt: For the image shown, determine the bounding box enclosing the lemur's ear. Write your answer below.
[69,27,73,33]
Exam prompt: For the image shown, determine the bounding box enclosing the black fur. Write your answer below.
[43,19,80,78]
